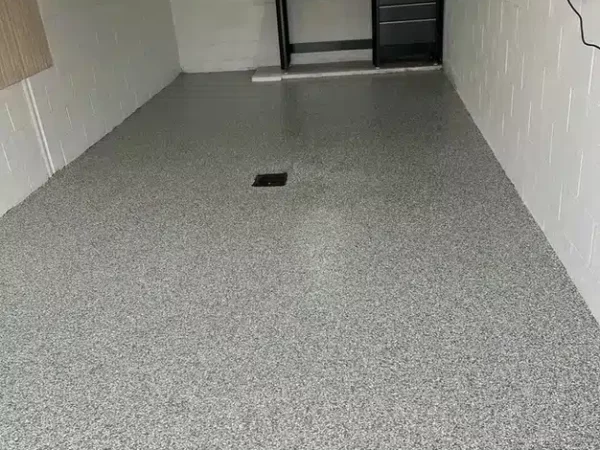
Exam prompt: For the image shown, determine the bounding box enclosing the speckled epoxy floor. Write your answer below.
[1,72,600,449]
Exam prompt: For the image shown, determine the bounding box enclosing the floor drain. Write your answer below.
[253,173,288,187]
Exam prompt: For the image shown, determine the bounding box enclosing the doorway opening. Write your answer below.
[274,0,445,71]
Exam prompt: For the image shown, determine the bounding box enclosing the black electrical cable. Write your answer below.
[566,0,600,50]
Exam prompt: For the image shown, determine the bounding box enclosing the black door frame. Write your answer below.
[275,0,372,71]
[275,0,291,70]
[436,0,445,62]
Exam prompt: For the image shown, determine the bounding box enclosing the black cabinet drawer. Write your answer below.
[379,19,436,46]
[372,0,443,65]
[379,3,437,22]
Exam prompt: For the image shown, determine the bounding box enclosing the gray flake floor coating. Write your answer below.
[1,72,600,449]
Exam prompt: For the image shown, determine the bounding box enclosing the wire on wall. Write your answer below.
[566,0,600,50]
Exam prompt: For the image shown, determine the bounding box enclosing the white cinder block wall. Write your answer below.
[288,0,370,43]
[444,0,600,320]
[170,0,280,72]
[0,83,51,215]
[169,0,371,72]
[289,0,371,64]
[0,0,180,217]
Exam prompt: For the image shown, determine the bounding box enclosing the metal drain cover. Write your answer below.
[253,173,288,187]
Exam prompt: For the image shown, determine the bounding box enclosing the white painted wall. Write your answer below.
[0,82,50,215]
[0,0,180,217]
[288,0,371,43]
[170,0,280,72]
[444,0,600,320]
[170,0,371,72]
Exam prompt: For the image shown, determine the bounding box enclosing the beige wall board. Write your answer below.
[0,0,26,88]
[7,0,53,77]
[0,0,52,90]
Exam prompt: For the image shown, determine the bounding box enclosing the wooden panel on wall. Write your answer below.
[0,0,25,88]
[8,0,53,77]
[0,0,53,90]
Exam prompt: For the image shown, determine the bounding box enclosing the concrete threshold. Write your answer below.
[252,61,442,83]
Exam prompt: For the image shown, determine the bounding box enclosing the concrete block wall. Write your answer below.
[0,82,50,215]
[444,0,600,320]
[288,0,371,43]
[0,0,180,217]
[170,0,281,72]
[169,0,371,72]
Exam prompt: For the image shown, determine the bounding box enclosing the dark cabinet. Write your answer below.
[372,0,444,66]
